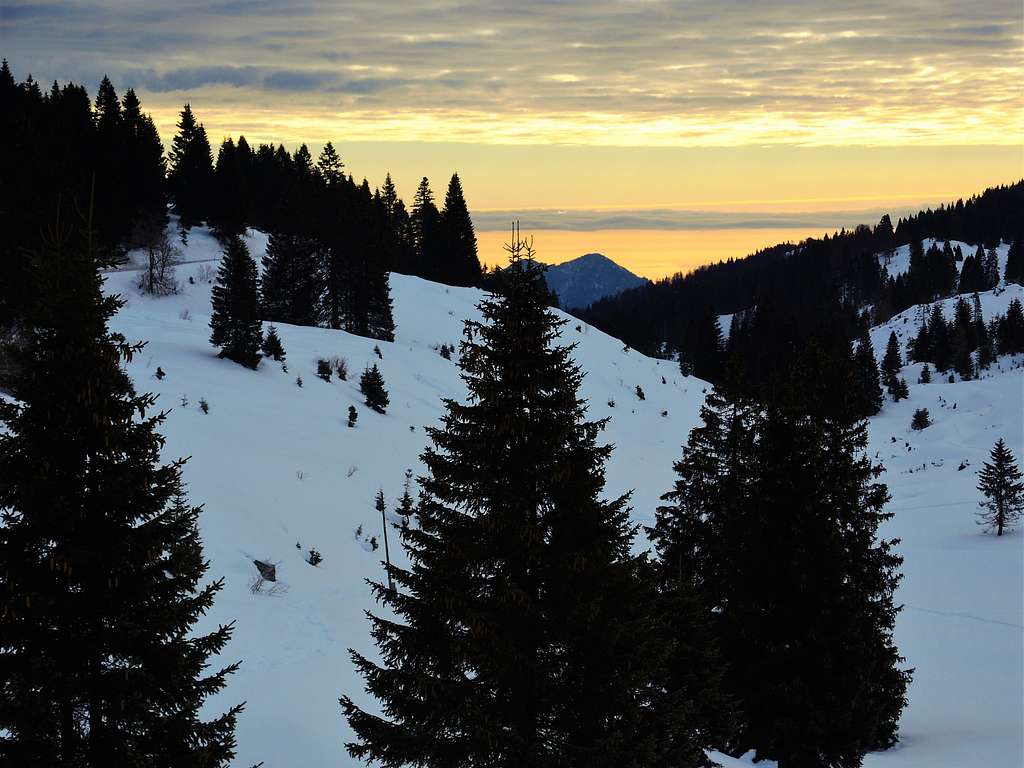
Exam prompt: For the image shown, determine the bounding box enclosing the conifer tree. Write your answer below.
[911,408,931,430]
[996,298,1024,355]
[983,246,1000,290]
[976,439,1024,536]
[881,331,902,390]
[438,173,481,287]
[851,325,883,417]
[0,222,242,764]
[655,385,911,766]
[1004,238,1022,285]
[342,234,695,767]
[919,363,932,384]
[120,88,167,246]
[260,231,319,326]
[210,235,262,368]
[410,177,440,279]
[688,307,724,383]
[316,141,344,187]
[261,325,285,362]
[167,103,214,230]
[927,304,953,372]
[358,364,389,414]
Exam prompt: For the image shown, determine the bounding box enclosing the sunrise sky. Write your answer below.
[5,0,1021,277]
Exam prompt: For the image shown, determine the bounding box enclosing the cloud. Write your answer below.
[470,207,913,233]
[1,0,1020,146]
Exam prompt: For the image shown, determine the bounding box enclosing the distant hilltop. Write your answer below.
[542,252,648,310]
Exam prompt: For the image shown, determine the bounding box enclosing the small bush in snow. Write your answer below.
[180,395,189,407]
[348,405,358,428]
[607,399,615,408]
[334,356,349,381]
[316,359,332,382]
[307,548,323,567]
[296,376,303,388]
[196,263,216,283]
[155,366,165,380]
[373,345,383,360]
[635,385,645,401]
[198,398,209,414]
[137,234,180,296]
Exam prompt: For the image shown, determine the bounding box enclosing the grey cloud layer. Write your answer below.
[2,0,1020,133]
[470,207,916,232]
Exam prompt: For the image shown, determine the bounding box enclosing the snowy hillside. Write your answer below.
[878,238,1009,280]
[105,227,1022,767]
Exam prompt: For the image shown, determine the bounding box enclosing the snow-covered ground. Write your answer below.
[103,227,1021,767]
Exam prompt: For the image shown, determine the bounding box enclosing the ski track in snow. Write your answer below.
[95,225,1022,767]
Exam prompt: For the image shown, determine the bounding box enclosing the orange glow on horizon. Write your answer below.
[476,227,834,281]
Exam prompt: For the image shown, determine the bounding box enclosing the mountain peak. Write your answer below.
[543,253,647,310]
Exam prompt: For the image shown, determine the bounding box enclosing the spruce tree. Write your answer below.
[342,235,694,767]
[261,325,285,361]
[983,247,1000,290]
[167,103,214,230]
[410,177,440,279]
[688,307,723,383]
[919,363,932,383]
[996,298,1024,355]
[316,141,344,187]
[1004,238,1022,285]
[260,231,315,327]
[655,386,911,766]
[851,324,883,418]
[881,331,902,391]
[438,173,481,287]
[358,364,389,414]
[0,224,241,764]
[210,235,262,368]
[976,439,1024,536]
[911,408,931,430]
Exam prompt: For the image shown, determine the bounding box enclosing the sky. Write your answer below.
[2,0,1021,277]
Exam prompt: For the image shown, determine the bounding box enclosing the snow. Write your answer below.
[97,226,1021,766]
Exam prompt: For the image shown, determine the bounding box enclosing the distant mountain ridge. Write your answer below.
[542,252,648,310]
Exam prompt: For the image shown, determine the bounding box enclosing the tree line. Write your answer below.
[578,184,1023,411]
[0,61,483,372]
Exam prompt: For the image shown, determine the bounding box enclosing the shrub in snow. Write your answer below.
[155,366,165,380]
[307,548,323,567]
[348,405,358,428]
[911,408,931,430]
[919,364,932,384]
[296,376,303,388]
[136,234,180,296]
[316,359,332,382]
[373,345,382,360]
[334,356,349,381]
[198,398,209,414]
[607,399,615,408]
[635,385,645,401]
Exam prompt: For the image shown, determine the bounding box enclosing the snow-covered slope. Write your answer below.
[104,227,1021,767]
[543,252,648,309]
[878,239,1009,280]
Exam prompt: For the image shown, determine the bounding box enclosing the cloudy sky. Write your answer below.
[3,0,1021,274]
